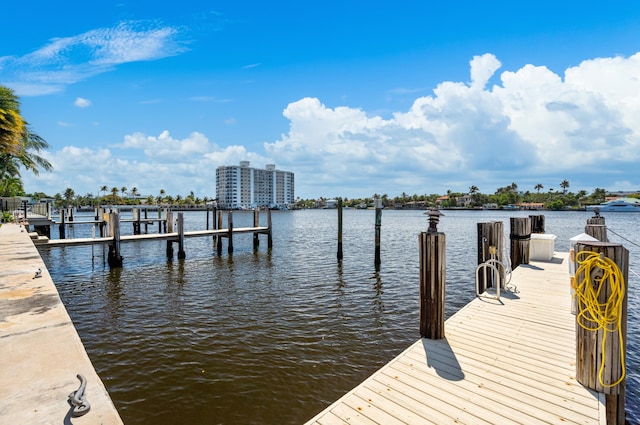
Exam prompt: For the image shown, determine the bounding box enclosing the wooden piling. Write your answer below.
[59,209,66,239]
[267,209,272,250]
[529,214,545,233]
[510,217,531,269]
[374,197,382,267]
[144,208,148,234]
[477,221,504,292]
[337,198,343,261]
[107,212,123,267]
[216,210,223,255]
[227,211,234,254]
[586,213,608,242]
[574,242,628,425]
[253,209,260,250]
[419,225,446,339]
[177,212,186,259]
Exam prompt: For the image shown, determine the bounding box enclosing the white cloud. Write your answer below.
[74,97,91,107]
[1,21,188,96]
[23,52,640,198]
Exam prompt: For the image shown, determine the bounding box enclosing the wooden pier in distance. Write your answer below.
[304,253,606,425]
[31,208,273,267]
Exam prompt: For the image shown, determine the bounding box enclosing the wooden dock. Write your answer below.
[305,253,606,425]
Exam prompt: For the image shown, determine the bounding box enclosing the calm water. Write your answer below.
[39,209,639,424]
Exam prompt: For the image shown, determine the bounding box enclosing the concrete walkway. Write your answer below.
[0,223,123,424]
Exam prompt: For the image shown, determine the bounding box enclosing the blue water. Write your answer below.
[39,209,639,424]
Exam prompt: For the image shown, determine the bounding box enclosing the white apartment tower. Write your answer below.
[215,162,295,209]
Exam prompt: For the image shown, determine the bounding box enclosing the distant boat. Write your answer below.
[586,197,640,212]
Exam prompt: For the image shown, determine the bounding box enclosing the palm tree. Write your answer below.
[64,188,75,207]
[100,185,108,200]
[469,185,479,195]
[131,187,139,199]
[535,183,543,193]
[121,186,128,199]
[0,85,52,179]
[159,189,166,205]
[560,180,570,194]
[110,187,120,204]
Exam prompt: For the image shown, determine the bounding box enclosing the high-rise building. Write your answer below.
[215,162,295,209]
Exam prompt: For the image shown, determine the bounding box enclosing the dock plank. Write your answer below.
[305,253,604,425]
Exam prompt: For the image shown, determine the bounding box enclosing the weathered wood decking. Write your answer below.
[305,253,605,425]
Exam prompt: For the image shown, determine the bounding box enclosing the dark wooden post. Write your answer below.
[510,217,531,269]
[68,207,74,222]
[374,197,382,267]
[144,208,148,234]
[529,214,545,233]
[227,211,234,254]
[211,206,218,247]
[253,209,260,250]
[216,210,223,255]
[477,221,504,293]
[158,208,163,233]
[337,198,343,261]
[266,209,272,250]
[419,210,446,339]
[107,212,123,267]
[574,242,628,425]
[206,205,210,230]
[586,210,608,242]
[177,212,186,259]
[59,209,66,239]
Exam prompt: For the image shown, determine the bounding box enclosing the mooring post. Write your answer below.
[529,214,545,233]
[107,212,123,267]
[158,208,163,233]
[212,206,218,248]
[267,208,272,250]
[574,241,628,425]
[216,210,223,255]
[132,208,139,235]
[374,197,382,267]
[177,212,186,259]
[419,210,446,339]
[585,209,608,242]
[166,209,174,233]
[509,217,531,269]
[477,221,504,293]
[59,208,66,239]
[68,207,74,223]
[144,208,148,234]
[337,198,343,261]
[253,209,260,250]
[227,211,234,254]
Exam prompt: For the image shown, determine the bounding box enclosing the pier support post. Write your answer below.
[107,212,123,268]
[585,210,608,242]
[177,212,186,259]
[574,242,628,425]
[477,221,504,293]
[144,208,148,234]
[529,214,545,233]
[337,198,343,261]
[253,209,260,250]
[216,210,223,255]
[419,210,446,339]
[510,217,531,269]
[59,209,66,239]
[227,211,234,254]
[267,209,272,250]
[374,197,382,268]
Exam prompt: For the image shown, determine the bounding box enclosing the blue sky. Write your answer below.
[2,1,640,200]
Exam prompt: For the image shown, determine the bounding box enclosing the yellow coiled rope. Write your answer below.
[574,251,626,388]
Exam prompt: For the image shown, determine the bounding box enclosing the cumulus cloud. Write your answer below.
[23,52,640,198]
[264,52,640,196]
[1,21,188,96]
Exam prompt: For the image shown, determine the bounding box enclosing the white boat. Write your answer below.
[585,197,640,212]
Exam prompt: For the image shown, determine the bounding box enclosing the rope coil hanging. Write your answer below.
[574,251,626,388]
